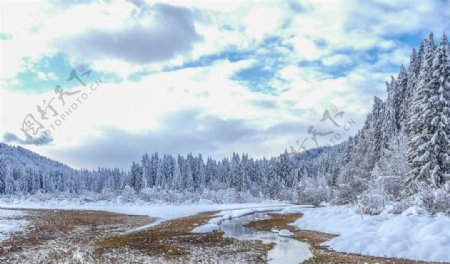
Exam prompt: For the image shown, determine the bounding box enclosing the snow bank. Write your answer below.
[192,223,220,233]
[191,206,288,234]
[279,205,315,214]
[278,229,294,237]
[0,209,28,242]
[0,199,286,221]
[292,206,450,262]
[220,206,285,219]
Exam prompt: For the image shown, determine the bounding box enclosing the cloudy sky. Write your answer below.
[0,0,449,169]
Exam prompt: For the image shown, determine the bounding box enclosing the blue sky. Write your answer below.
[0,0,449,169]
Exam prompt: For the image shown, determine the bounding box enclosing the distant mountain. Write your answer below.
[0,142,74,173]
[0,142,125,195]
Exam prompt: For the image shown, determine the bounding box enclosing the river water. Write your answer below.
[219,212,312,264]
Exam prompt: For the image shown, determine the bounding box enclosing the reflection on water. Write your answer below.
[220,213,312,264]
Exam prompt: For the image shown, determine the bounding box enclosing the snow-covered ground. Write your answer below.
[191,205,314,234]
[192,206,288,233]
[278,229,294,237]
[0,209,28,242]
[0,198,286,221]
[291,205,450,263]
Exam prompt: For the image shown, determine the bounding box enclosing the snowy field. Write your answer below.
[0,209,28,242]
[291,205,450,263]
[0,198,286,221]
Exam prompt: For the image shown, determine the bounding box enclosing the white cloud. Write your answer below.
[1,0,448,168]
[1,58,304,166]
[36,71,58,81]
[321,54,353,67]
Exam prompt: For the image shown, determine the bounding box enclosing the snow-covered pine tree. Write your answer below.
[184,159,194,192]
[171,158,182,191]
[266,158,282,199]
[427,34,450,187]
[141,153,151,188]
[407,33,449,190]
[197,154,207,190]
[154,154,163,188]
[396,65,409,129]
[0,154,6,194]
[162,154,175,189]
[150,153,159,188]
[407,35,435,189]
[129,162,144,192]
[382,78,398,148]
[371,97,386,164]
[229,153,242,191]
[371,132,410,201]
[339,97,385,183]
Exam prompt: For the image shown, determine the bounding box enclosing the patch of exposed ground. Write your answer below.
[0,209,273,264]
[94,211,273,263]
[0,209,152,264]
[245,212,432,264]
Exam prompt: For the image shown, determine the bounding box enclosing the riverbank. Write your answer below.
[291,205,450,263]
[246,212,430,263]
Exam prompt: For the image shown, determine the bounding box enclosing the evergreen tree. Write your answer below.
[382,78,398,146]
[426,34,450,187]
[230,153,242,191]
[372,132,410,200]
[0,155,6,194]
[396,65,409,129]
[141,153,151,188]
[184,160,194,192]
[407,33,449,189]
[171,159,182,190]
[129,162,144,192]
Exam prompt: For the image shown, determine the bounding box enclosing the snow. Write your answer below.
[192,223,220,233]
[0,199,286,221]
[400,205,428,216]
[292,205,450,262]
[279,204,315,214]
[191,206,288,233]
[0,209,28,242]
[278,229,294,237]
[220,206,287,219]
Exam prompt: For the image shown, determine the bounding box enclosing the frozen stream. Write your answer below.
[219,212,312,264]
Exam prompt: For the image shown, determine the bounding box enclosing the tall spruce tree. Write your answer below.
[407,33,449,189]
[129,162,144,192]
[427,34,450,187]
[0,155,6,194]
[396,65,409,129]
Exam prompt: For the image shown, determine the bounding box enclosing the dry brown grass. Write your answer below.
[95,211,272,262]
[0,209,152,257]
[0,208,274,263]
[245,212,303,231]
[95,212,215,257]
